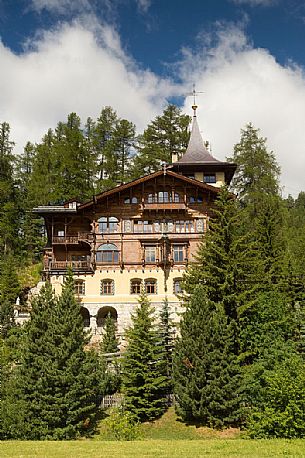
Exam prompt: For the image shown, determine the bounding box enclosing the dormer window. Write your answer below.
[204,174,216,184]
[68,201,77,209]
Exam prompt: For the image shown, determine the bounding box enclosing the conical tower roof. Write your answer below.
[176,107,219,164]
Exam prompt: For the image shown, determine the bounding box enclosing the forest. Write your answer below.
[1,104,305,440]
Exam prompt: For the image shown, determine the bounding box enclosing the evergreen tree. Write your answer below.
[122,290,170,421]
[7,275,102,439]
[159,297,175,393]
[184,186,261,324]
[228,123,280,206]
[100,313,121,395]
[132,105,190,177]
[0,256,20,337]
[0,122,19,256]
[100,312,119,354]
[173,286,242,428]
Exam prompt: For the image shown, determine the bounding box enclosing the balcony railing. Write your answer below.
[49,261,92,271]
[52,232,93,244]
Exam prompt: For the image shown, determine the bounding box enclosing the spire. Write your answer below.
[176,103,219,164]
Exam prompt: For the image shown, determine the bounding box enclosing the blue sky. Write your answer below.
[1,0,305,195]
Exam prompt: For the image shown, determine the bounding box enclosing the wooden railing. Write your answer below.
[52,232,94,244]
[49,261,92,271]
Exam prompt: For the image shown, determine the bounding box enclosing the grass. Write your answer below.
[1,439,305,457]
[2,408,305,457]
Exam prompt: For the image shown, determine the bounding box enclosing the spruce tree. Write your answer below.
[100,313,121,395]
[9,275,102,439]
[159,297,175,393]
[0,255,20,337]
[173,286,242,428]
[184,186,261,324]
[100,312,119,354]
[122,290,170,421]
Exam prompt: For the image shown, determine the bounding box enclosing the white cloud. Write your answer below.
[179,23,305,196]
[30,0,92,14]
[231,0,277,6]
[0,16,305,196]
[136,0,152,14]
[0,18,175,151]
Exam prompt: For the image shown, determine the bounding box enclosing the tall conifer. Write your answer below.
[173,286,242,428]
[122,290,170,421]
[9,275,102,439]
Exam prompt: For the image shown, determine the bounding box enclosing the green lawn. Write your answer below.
[1,439,305,457]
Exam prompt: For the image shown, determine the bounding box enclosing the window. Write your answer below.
[98,216,119,233]
[130,279,142,294]
[100,279,114,295]
[96,244,119,263]
[68,201,77,209]
[204,174,216,184]
[57,228,65,237]
[74,279,85,295]
[134,220,153,233]
[124,196,138,204]
[145,279,157,294]
[196,219,204,233]
[175,220,194,233]
[145,246,156,263]
[173,278,183,295]
[173,245,184,263]
[189,194,203,203]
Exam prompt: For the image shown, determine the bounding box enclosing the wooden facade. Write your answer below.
[33,111,236,345]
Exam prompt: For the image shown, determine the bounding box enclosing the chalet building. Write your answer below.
[33,104,236,345]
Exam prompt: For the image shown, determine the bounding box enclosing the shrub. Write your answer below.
[247,354,305,438]
[103,407,141,441]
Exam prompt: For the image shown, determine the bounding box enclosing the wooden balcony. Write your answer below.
[49,261,93,272]
[52,232,94,245]
[142,202,186,211]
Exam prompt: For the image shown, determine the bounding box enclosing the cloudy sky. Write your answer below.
[1,0,305,196]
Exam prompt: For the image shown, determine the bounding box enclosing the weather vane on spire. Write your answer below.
[187,84,204,116]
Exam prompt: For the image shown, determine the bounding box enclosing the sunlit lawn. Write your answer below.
[2,439,305,458]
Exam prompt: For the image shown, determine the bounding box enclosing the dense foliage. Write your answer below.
[1,274,103,440]
[122,290,170,422]
[0,108,305,438]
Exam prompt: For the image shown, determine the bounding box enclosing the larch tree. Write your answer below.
[132,105,190,177]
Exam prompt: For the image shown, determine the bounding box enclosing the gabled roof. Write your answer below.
[78,169,222,210]
[176,115,219,164]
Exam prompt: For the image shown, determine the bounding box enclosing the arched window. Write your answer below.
[100,279,115,295]
[98,216,118,233]
[145,278,157,295]
[96,244,119,263]
[130,279,142,294]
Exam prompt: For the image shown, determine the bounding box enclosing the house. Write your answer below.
[32,104,236,345]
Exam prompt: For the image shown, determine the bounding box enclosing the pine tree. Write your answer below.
[122,290,170,421]
[173,286,242,428]
[132,105,190,177]
[8,275,102,439]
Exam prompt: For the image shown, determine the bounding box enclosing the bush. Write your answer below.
[247,354,305,438]
[103,407,141,441]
